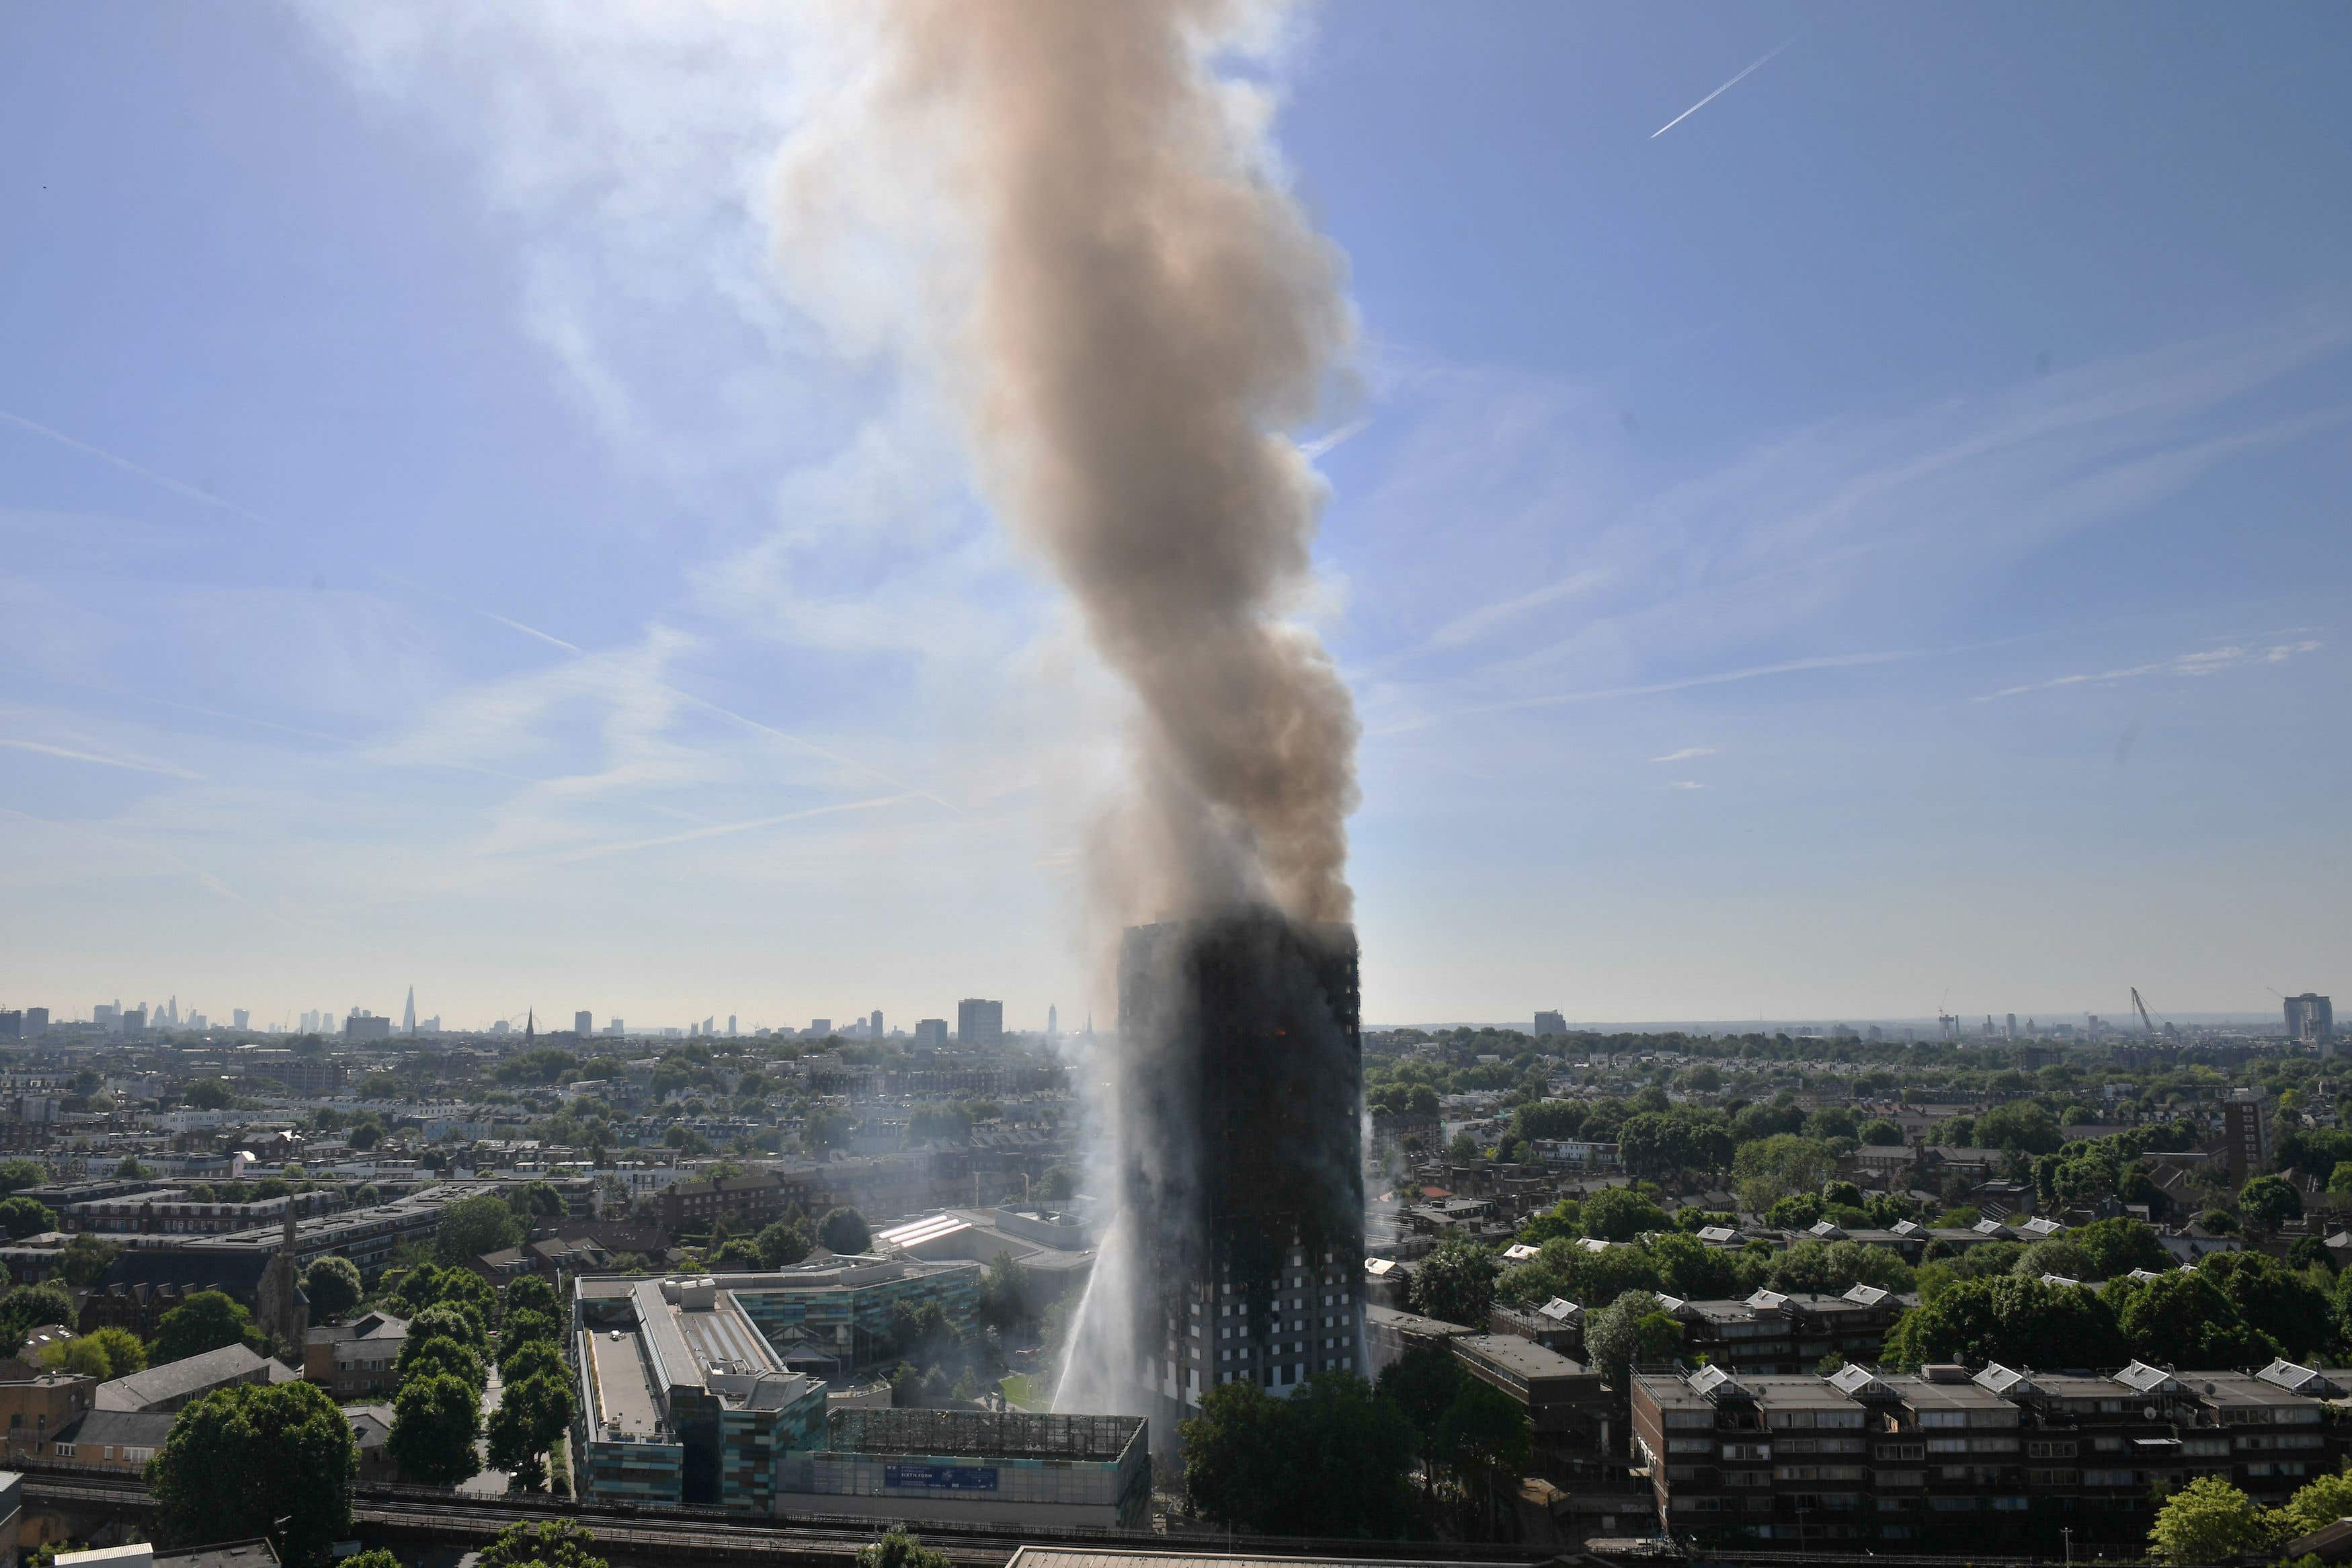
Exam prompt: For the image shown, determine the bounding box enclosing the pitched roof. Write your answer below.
[95,1344,294,1411]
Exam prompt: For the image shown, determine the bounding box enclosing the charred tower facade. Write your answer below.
[1112,910,1365,1423]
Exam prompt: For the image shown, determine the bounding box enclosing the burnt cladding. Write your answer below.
[1114,908,1364,1403]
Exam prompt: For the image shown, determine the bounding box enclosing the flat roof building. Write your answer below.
[777,1408,1149,1530]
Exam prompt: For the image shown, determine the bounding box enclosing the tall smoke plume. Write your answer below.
[782,0,1358,927]
[776,1,1365,1426]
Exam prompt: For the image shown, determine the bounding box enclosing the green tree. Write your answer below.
[0,1196,55,1240]
[56,1233,122,1290]
[476,1521,606,1568]
[2239,1175,2304,1238]
[1180,1373,1419,1537]
[854,1531,950,1568]
[1857,1118,1904,1146]
[436,1194,526,1264]
[390,1371,481,1487]
[303,1257,363,1323]
[0,1282,75,1350]
[499,1339,566,1391]
[757,1216,812,1268]
[149,1380,357,1567]
[396,1334,487,1393]
[2148,1473,2277,1563]
[1883,1276,2125,1370]
[1512,1199,1582,1247]
[410,1302,487,1352]
[1582,1290,1682,1385]
[1408,1235,1498,1327]
[184,1077,235,1110]
[485,1370,574,1484]
[1766,1238,1914,1296]
[2105,1271,2279,1370]
[708,1238,764,1270]
[153,1290,265,1363]
[1732,1134,1838,1213]
[1375,1338,1468,1491]
[818,1206,871,1255]
[1438,1378,1533,1538]
[503,1276,559,1318]
[2070,1217,2172,1278]
[1580,1187,1669,1242]
[1974,1102,2063,1155]
[40,1326,147,1380]
[2197,1251,2330,1360]
[0,1160,48,1195]
[2272,1469,2352,1543]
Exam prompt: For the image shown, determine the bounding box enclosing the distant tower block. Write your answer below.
[574,1009,594,1036]
[1534,1009,1566,1037]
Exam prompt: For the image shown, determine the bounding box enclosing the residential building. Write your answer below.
[1534,1010,1566,1036]
[2224,1090,2274,1183]
[342,1012,392,1041]
[777,1409,1150,1529]
[1363,1304,1472,1378]
[303,1311,408,1399]
[49,1407,173,1472]
[1453,1332,1619,1488]
[913,1019,948,1051]
[656,1172,799,1237]
[1662,1286,1911,1376]
[58,1188,336,1237]
[1629,1358,2350,1551]
[0,1359,97,1462]
[575,1010,594,1036]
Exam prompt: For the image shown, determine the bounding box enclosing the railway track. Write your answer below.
[19,1467,1553,1568]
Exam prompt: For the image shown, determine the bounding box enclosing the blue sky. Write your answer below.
[1,3,2345,1031]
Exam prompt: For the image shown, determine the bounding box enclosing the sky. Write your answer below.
[1,2,2347,1032]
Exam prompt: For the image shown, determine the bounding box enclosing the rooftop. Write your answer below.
[824,1407,1143,1461]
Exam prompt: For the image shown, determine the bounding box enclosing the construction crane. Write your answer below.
[2131,987,2158,1036]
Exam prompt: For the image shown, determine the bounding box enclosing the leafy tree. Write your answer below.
[477,1521,606,1568]
[1765,1239,1914,1296]
[56,1233,122,1290]
[0,1160,48,1195]
[818,1206,871,1255]
[184,1077,235,1110]
[149,1380,356,1567]
[390,1370,482,1486]
[0,1196,55,1239]
[1580,1187,1668,1242]
[2147,1474,2276,1564]
[1438,1378,1533,1536]
[504,1276,560,1318]
[709,1238,764,1270]
[2070,1217,2172,1278]
[410,1303,487,1352]
[396,1334,487,1393]
[499,1340,566,1390]
[2105,1271,2279,1370]
[1883,1276,2125,1370]
[435,1194,526,1265]
[757,1216,813,1268]
[1375,1339,1468,1485]
[1974,1101,2062,1155]
[1583,1290,1682,1386]
[499,1309,562,1364]
[1732,1135,1838,1213]
[2011,1238,2101,1281]
[854,1531,949,1568]
[2239,1175,2304,1238]
[154,1290,266,1363]
[978,1253,1036,1334]
[2272,1468,2352,1543]
[1857,1118,1904,1146]
[1180,1373,1419,1537]
[39,1326,147,1380]
[0,1282,75,1349]
[1512,1199,1581,1248]
[1408,1235,1498,1327]
[485,1370,574,1483]
[304,1257,363,1323]
[1648,1231,1743,1299]
[2197,1251,2331,1360]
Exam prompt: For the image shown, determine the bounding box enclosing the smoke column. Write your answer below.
[782,0,1358,927]
[775,0,1364,1423]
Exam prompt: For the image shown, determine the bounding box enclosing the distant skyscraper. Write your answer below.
[2006,1012,2018,1039]
[26,1007,48,1036]
[914,1018,948,1050]
[727,1015,737,1037]
[574,1009,594,1036]
[232,1007,249,1031]
[1534,1009,1566,1036]
[870,1009,884,1038]
[2224,1089,2274,1182]
[957,998,1004,1048]
[403,987,416,1034]
[606,1018,624,1037]
[2287,994,2335,1045]
[809,1018,832,1038]
[1047,1004,1059,1038]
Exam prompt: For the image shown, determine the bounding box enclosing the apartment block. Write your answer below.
[1631,1358,2349,1551]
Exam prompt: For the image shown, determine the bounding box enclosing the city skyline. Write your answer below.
[3,6,2347,1024]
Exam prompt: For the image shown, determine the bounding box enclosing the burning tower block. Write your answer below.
[1111,909,1365,1426]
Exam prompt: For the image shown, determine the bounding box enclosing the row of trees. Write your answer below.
[2152,1467,2352,1564]
[387,1264,499,1486]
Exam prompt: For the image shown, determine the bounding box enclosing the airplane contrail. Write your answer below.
[1652,35,1801,139]
[0,410,274,526]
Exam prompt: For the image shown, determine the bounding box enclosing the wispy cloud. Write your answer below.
[1422,569,1609,654]
[1372,647,1927,737]
[1650,746,1717,763]
[0,409,273,528]
[546,791,921,863]
[0,737,204,780]
[1976,640,2324,702]
[1661,780,1705,790]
